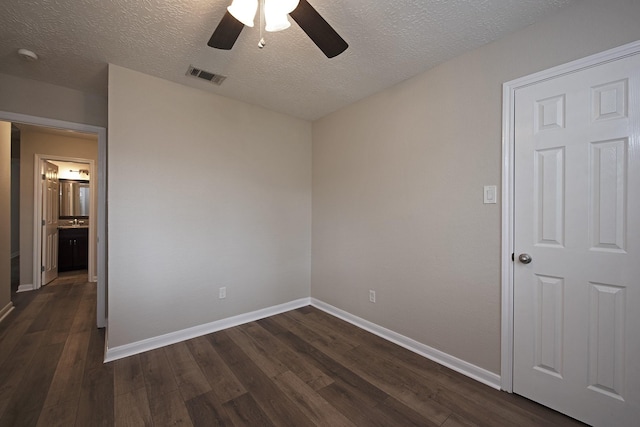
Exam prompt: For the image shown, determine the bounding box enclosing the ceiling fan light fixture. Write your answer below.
[264,0,291,32]
[278,0,300,14]
[227,0,258,27]
[265,16,291,32]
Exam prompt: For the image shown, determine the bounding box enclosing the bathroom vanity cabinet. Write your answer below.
[58,227,89,272]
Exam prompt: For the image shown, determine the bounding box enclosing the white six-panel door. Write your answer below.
[513,53,640,426]
[42,160,59,285]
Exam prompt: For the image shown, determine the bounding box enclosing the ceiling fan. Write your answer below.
[208,0,348,58]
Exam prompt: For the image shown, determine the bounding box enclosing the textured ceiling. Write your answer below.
[0,0,577,121]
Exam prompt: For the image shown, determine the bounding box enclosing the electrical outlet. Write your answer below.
[219,287,226,299]
[369,290,376,303]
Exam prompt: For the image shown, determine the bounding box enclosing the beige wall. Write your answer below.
[19,130,98,286]
[0,73,107,128]
[0,122,11,313]
[311,0,640,374]
[107,65,312,348]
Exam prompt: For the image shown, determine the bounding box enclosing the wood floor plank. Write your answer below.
[209,331,313,426]
[148,389,193,427]
[222,392,275,427]
[184,390,233,427]
[340,343,455,424]
[79,308,106,372]
[346,343,568,427]
[114,387,153,427]
[140,348,179,404]
[26,287,71,334]
[74,365,115,427]
[41,330,91,409]
[0,294,51,367]
[69,284,96,334]
[113,354,146,397]
[442,413,481,427]
[266,316,455,425]
[164,341,212,401]
[284,310,358,355]
[261,319,390,407]
[36,400,78,427]
[0,331,46,419]
[289,308,362,345]
[379,395,444,427]
[251,321,334,390]
[0,342,65,427]
[75,312,114,427]
[225,325,288,378]
[186,336,245,403]
[44,282,84,333]
[272,370,355,427]
[318,380,424,427]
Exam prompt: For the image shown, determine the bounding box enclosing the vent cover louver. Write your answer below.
[186,65,227,86]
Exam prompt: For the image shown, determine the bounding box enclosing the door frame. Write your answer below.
[1,111,107,329]
[35,154,96,286]
[500,39,640,392]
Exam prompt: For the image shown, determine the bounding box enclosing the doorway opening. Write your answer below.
[1,111,106,329]
[37,154,96,287]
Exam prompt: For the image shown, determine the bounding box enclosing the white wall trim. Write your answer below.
[311,298,501,390]
[500,39,640,393]
[104,295,502,390]
[104,298,311,363]
[16,284,35,293]
[0,302,14,324]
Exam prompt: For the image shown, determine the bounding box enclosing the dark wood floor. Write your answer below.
[0,273,586,426]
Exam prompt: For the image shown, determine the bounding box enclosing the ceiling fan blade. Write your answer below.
[289,0,348,58]
[208,11,245,50]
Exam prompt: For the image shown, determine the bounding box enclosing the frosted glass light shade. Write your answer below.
[265,14,291,32]
[228,0,258,27]
[280,0,300,14]
[264,0,299,32]
[265,4,290,31]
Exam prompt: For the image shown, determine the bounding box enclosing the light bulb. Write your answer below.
[227,0,258,27]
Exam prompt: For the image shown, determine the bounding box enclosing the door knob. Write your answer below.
[518,253,532,264]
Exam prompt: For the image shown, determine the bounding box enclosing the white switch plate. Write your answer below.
[484,185,497,204]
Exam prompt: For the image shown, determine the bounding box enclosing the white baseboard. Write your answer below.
[103,296,501,390]
[17,284,35,293]
[0,302,15,324]
[104,297,311,363]
[310,298,502,390]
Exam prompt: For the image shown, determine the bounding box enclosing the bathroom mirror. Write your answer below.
[59,179,90,218]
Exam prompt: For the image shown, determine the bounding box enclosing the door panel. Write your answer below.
[513,53,640,426]
[42,160,59,285]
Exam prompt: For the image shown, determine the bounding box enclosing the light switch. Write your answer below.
[484,185,497,204]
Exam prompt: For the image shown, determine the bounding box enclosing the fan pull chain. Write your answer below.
[258,0,266,49]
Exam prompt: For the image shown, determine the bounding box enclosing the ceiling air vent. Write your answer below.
[186,65,227,86]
